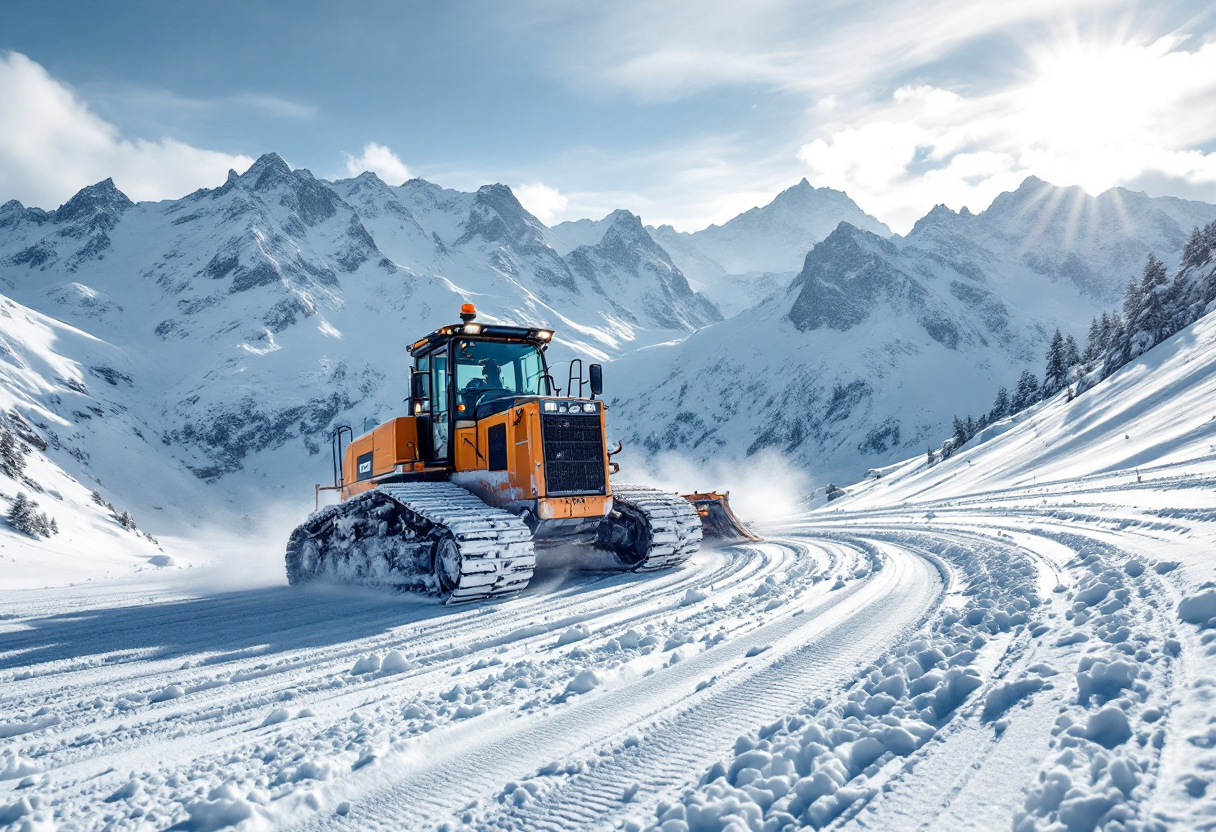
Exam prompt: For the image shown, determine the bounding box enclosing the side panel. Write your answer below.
[372,417,420,477]
[342,434,377,500]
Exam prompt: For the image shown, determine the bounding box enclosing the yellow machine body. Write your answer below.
[338,405,613,527]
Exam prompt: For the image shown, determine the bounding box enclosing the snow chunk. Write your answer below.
[380,650,410,675]
[1074,582,1111,608]
[150,684,185,703]
[1057,792,1116,832]
[1084,706,1132,749]
[0,797,32,824]
[0,714,60,738]
[183,783,258,831]
[681,588,708,606]
[1178,590,1216,627]
[557,625,590,646]
[565,670,601,695]
[1076,657,1137,703]
[104,779,143,803]
[350,654,381,675]
[261,708,292,727]
[617,629,641,650]
[0,753,38,781]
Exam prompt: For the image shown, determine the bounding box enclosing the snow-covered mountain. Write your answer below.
[1,160,1214,569]
[645,179,893,315]
[610,182,1216,487]
[0,155,722,528]
[904,177,1216,305]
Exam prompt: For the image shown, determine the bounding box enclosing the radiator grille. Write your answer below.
[541,414,605,495]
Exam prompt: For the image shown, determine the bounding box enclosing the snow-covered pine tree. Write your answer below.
[1012,370,1039,411]
[989,386,1009,422]
[1169,220,1216,332]
[1043,330,1067,395]
[1181,220,1216,271]
[952,416,968,447]
[7,492,49,537]
[8,492,33,530]
[119,510,137,530]
[1121,276,1143,336]
[1134,253,1172,347]
[0,424,26,479]
[1098,311,1115,355]
[1064,334,1080,368]
[49,517,59,535]
[1082,317,1102,363]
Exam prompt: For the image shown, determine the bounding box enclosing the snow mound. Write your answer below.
[1177,589,1216,628]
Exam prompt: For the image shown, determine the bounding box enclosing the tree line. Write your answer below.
[930,219,1216,465]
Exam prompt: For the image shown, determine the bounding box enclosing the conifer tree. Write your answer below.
[1044,330,1067,395]
[1135,253,1171,345]
[0,426,25,479]
[989,386,1009,421]
[1064,333,1080,368]
[8,491,33,530]
[1012,370,1039,411]
[1082,317,1101,363]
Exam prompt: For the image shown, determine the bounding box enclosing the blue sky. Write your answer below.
[2,0,1216,233]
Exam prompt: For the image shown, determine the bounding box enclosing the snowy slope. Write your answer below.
[838,294,1216,507]
[0,292,189,588]
[610,180,1216,489]
[3,300,1215,831]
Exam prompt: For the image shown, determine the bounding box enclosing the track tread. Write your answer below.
[608,483,704,570]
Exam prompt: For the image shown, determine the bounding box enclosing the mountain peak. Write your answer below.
[54,178,134,225]
[907,204,966,238]
[240,153,293,191]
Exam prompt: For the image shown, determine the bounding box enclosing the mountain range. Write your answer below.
[1,154,1214,551]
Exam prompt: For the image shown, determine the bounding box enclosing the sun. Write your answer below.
[1017,38,1159,154]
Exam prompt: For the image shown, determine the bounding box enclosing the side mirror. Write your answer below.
[411,372,431,403]
[588,364,603,398]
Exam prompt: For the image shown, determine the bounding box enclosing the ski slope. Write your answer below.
[4,321,1216,830]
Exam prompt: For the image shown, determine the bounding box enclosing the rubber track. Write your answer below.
[609,483,704,570]
[376,483,536,602]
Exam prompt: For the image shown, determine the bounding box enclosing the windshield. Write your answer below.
[453,340,547,411]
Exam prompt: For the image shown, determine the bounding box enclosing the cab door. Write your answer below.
[430,347,450,461]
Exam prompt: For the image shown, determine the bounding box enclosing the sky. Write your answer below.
[2,0,1216,234]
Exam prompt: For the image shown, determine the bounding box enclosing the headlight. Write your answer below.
[543,402,557,412]
[462,323,482,335]
[583,403,598,413]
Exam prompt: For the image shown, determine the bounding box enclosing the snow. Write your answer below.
[3,166,1216,830]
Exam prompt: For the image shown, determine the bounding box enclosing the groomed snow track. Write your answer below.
[3,470,1210,831]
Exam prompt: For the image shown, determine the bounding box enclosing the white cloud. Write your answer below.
[0,52,255,209]
[798,36,1216,233]
[342,142,411,185]
[532,0,1116,101]
[515,182,570,224]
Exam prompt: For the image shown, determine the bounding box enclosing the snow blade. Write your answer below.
[681,492,762,542]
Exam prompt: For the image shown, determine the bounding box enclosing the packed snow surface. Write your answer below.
[4,302,1216,831]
